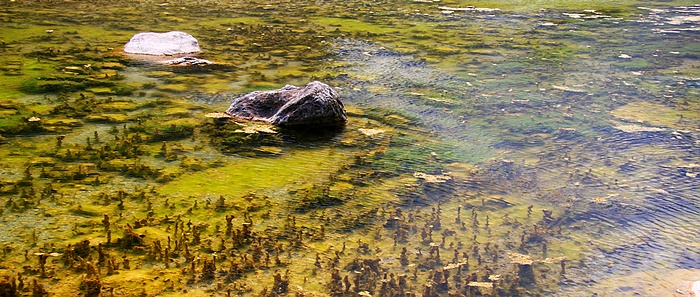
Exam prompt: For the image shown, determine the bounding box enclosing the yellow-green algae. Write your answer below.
[0,0,699,296]
[160,148,356,197]
[610,101,700,131]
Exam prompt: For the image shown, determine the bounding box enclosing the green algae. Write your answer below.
[155,83,189,93]
[160,148,356,197]
[314,17,399,35]
[0,0,698,296]
[610,101,700,130]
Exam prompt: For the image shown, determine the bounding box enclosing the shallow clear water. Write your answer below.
[0,1,698,296]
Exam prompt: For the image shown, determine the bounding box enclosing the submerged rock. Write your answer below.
[164,56,212,66]
[225,81,347,127]
[124,31,201,56]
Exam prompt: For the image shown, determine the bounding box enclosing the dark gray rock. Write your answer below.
[225,81,347,127]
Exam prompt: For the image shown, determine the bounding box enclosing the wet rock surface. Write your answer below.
[164,56,213,66]
[124,31,201,56]
[225,81,347,127]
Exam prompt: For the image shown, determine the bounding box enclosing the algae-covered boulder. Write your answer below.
[225,81,347,127]
[124,31,201,56]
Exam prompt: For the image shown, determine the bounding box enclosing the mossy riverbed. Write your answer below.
[1,0,699,296]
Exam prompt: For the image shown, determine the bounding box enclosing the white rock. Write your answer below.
[124,31,201,56]
[691,281,700,297]
[618,53,632,59]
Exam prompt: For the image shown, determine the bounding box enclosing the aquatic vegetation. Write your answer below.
[611,101,700,130]
[0,0,699,296]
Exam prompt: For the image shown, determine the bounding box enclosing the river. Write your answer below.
[0,1,698,296]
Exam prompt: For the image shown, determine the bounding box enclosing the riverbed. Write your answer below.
[0,1,698,296]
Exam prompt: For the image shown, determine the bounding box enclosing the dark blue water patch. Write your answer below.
[677,250,700,269]
[617,286,635,292]
[644,193,700,220]
[584,180,699,227]
[554,129,586,141]
[647,186,699,207]
[596,228,664,256]
[589,225,700,274]
[658,164,700,184]
[586,200,655,226]
[492,137,546,150]
[676,231,700,269]
[595,126,697,150]
[618,160,639,172]
[685,80,700,89]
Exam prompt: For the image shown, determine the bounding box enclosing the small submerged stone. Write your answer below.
[612,123,666,133]
[677,163,699,178]
[234,125,278,134]
[437,5,500,12]
[205,112,233,119]
[413,172,452,183]
[563,13,585,18]
[164,56,213,66]
[358,128,385,137]
[618,53,633,59]
[467,282,493,288]
[551,85,587,93]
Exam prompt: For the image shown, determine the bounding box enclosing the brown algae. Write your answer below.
[1,0,699,296]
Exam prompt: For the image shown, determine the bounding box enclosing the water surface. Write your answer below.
[0,1,698,296]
